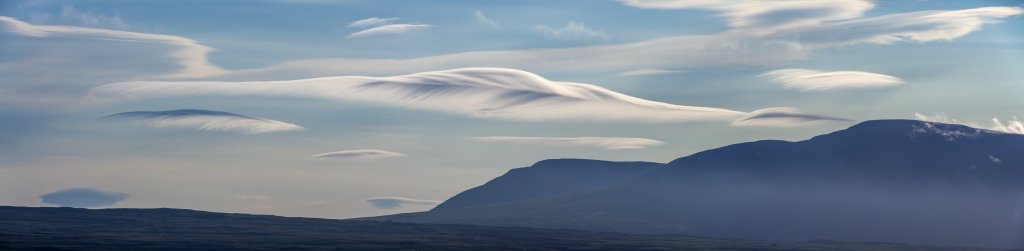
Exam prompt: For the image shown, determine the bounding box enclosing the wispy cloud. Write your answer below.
[52,5,130,29]
[40,188,129,208]
[347,17,399,28]
[311,149,405,160]
[619,0,873,33]
[93,68,837,126]
[213,6,1019,81]
[914,113,1024,134]
[733,107,852,127]
[760,69,905,92]
[0,17,223,78]
[616,69,685,77]
[103,109,303,134]
[365,197,440,210]
[536,21,608,40]
[347,23,432,39]
[474,10,498,27]
[469,136,664,150]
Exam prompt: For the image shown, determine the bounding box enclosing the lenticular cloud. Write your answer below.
[760,69,905,92]
[92,68,839,126]
[104,109,303,134]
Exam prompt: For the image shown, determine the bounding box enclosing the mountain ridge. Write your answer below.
[371,119,1024,248]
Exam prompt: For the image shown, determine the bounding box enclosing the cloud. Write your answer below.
[347,17,399,28]
[347,24,432,39]
[535,21,608,40]
[210,7,1019,81]
[469,136,664,150]
[36,5,131,29]
[103,109,304,134]
[774,7,1024,47]
[93,68,838,125]
[311,149,405,160]
[619,0,874,33]
[0,16,222,78]
[0,16,223,108]
[616,69,685,77]
[760,69,905,92]
[40,188,129,208]
[914,113,1024,135]
[475,10,498,27]
[365,197,440,210]
[237,195,270,201]
[733,107,852,127]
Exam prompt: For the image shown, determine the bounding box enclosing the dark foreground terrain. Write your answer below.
[0,206,993,251]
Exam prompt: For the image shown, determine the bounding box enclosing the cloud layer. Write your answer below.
[311,149,405,160]
[760,69,905,92]
[365,197,440,209]
[469,136,664,150]
[103,109,303,134]
[92,68,839,125]
[40,188,129,208]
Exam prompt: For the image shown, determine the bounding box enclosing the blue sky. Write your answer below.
[1,0,1022,218]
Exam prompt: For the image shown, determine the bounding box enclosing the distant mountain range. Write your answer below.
[371,120,1024,249]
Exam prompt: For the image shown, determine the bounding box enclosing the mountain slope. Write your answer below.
[372,120,1024,248]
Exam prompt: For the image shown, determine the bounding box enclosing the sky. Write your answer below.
[1,0,1022,219]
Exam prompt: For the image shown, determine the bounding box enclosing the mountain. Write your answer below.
[0,206,988,251]
[372,120,1024,248]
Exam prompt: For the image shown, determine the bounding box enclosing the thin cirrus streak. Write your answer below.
[469,136,664,150]
[91,68,843,126]
[760,69,905,92]
[103,109,303,134]
[348,17,400,28]
[310,149,405,160]
[347,24,432,39]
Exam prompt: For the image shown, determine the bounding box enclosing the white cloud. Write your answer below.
[619,0,874,33]
[474,10,498,27]
[469,136,664,150]
[914,113,1024,135]
[92,68,838,126]
[775,7,1024,47]
[347,24,432,39]
[616,69,685,77]
[0,17,222,79]
[365,197,440,210]
[311,149,405,160]
[347,17,399,28]
[733,107,851,127]
[535,21,608,40]
[0,16,224,108]
[760,69,905,92]
[103,109,304,134]
[211,7,1019,81]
